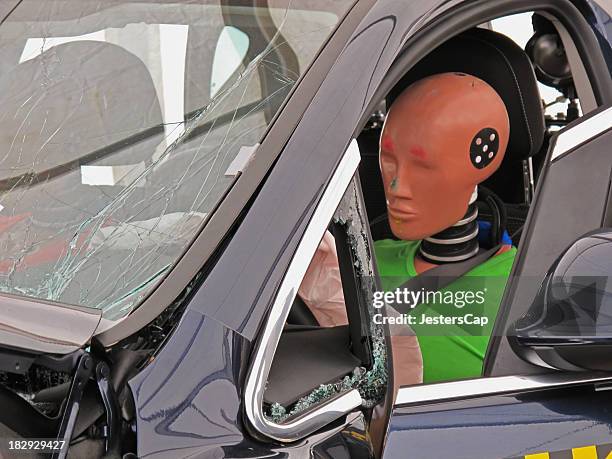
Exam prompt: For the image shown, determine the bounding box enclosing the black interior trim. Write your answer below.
[264,325,360,407]
[0,385,58,438]
[286,295,319,326]
[332,221,372,366]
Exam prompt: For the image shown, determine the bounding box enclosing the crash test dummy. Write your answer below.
[298,72,514,386]
[375,72,515,383]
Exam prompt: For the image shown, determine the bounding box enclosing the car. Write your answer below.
[0,0,610,458]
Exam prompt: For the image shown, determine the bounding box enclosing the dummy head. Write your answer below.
[380,72,510,241]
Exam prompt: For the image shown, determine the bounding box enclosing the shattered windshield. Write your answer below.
[0,0,353,320]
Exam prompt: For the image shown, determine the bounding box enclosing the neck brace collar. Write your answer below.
[419,187,480,263]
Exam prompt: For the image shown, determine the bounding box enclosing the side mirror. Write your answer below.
[510,229,612,371]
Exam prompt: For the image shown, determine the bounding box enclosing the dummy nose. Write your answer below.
[387,169,414,200]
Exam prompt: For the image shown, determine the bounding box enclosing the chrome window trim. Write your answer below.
[244,140,362,443]
[395,372,612,407]
[551,106,612,160]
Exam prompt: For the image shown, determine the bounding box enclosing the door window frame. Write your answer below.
[244,140,369,442]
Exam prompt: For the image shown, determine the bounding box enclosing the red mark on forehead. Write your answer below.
[381,136,394,152]
[409,145,427,159]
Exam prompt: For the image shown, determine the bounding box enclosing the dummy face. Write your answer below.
[380,72,510,241]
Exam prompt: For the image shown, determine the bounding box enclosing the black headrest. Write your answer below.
[389,28,546,160]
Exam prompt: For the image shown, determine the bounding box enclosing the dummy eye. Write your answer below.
[409,145,427,160]
[470,127,499,169]
[380,157,397,181]
[380,156,395,172]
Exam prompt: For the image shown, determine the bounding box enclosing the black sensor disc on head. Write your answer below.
[470,128,499,169]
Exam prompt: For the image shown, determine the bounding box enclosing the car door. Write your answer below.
[383,106,612,459]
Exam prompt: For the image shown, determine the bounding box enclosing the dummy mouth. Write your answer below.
[388,206,418,219]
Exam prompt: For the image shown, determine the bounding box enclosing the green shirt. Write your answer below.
[374,239,516,383]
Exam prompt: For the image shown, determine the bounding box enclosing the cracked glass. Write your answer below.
[0,0,353,321]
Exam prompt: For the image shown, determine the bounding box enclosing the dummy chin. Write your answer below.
[379,72,510,241]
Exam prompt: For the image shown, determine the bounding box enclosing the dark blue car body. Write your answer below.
[0,0,608,458]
